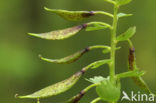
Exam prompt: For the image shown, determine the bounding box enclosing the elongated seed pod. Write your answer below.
[28,24,87,40]
[39,47,89,64]
[44,7,95,21]
[44,7,113,21]
[16,72,83,99]
[39,45,110,64]
[16,60,103,99]
[128,47,136,71]
[128,47,151,94]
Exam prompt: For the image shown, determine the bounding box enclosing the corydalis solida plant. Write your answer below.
[16,0,155,103]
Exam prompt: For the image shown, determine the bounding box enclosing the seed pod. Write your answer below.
[39,45,110,64]
[128,47,136,70]
[28,24,87,40]
[128,47,151,94]
[39,47,90,64]
[16,72,83,99]
[44,7,95,21]
[16,60,102,99]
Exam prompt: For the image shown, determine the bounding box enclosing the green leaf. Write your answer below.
[91,59,111,69]
[96,77,121,102]
[28,24,86,40]
[86,76,106,84]
[86,22,112,31]
[116,70,145,79]
[117,27,136,42]
[16,72,83,99]
[117,13,133,18]
[117,0,132,6]
[86,23,107,31]
[44,7,95,21]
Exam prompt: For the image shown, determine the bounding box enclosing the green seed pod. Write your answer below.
[16,72,83,99]
[128,47,151,94]
[44,7,95,21]
[39,47,89,64]
[16,60,103,99]
[28,24,87,40]
[39,45,111,64]
[128,47,136,71]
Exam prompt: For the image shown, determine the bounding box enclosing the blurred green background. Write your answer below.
[0,0,156,103]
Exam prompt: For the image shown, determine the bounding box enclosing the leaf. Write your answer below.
[117,27,136,42]
[117,0,132,6]
[96,77,121,102]
[86,22,112,31]
[86,76,106,84]
[16,72,83,99]
[116,70,145,79]
[39,48,89,64]
[28,24,86,40]
[117,13,133,18]
[85,23,107,31]
[91,59,111,69]
[44,7,95,21]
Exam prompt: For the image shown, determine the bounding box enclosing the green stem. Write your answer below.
[89,45,111,50]
[110,5,119,82]
[95,11,114,18]
[67,84,97,103]
[91,97,101,103]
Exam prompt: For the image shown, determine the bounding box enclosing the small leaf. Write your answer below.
[117,27,136,42]
[44,7,95,21]
[117,0,132,6]
[16,72,83,99]
[96,77,121,102]
[91,59,111,69]
[86,23,107,31]
[117,13,133,18]
[86,76,106,84]
[116,70,145,79]
[86,22,112,31]
[28,24,86,40]
[39,47,89,64]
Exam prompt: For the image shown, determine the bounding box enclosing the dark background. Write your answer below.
[0,0,155,103]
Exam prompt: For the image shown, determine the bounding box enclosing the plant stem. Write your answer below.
[67,84,97,103]
[110,4,119,82]
[91,97,101,103]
